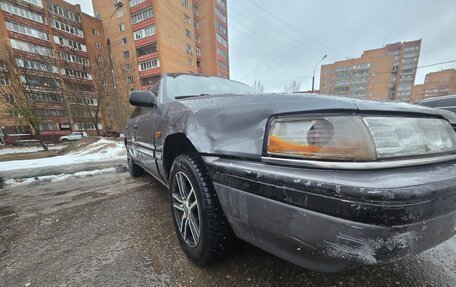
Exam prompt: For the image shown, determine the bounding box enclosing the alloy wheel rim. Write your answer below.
[172,171,201,247]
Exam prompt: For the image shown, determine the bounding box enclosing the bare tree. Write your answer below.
[0,52,60,150]
[60,58,109,136]
[253,80,264,93]
[284,80,301,93]
[114,59,140,130]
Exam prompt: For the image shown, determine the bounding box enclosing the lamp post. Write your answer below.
[312,54,327,93]
[106,1,124,132]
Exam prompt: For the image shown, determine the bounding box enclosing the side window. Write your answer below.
[149,80,160,96]
[130,106,142,118]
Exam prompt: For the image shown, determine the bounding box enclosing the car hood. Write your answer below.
[177,93,442,116]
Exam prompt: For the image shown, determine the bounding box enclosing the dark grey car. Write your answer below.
[125,73,456,272]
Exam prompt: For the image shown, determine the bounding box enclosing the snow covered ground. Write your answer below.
[0,145,65,155]
[5,167,120,187]
[0,138,126,174]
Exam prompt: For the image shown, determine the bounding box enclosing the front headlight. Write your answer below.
[267,116,456,161]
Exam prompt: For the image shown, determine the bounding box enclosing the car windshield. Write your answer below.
[166,75,258,99]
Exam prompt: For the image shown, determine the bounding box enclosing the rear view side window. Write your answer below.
[130,106,142,118]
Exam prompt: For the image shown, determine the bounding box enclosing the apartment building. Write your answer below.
[92,0,229,95]
[0,0,118,142]
[319,40,421,102]
[410,69,456,103]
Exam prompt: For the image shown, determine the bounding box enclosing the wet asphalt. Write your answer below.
[0,171,455,287]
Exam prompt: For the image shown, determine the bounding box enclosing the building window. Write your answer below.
[52,19,84,37]
[182,0,190,8]
[4,94,15,103]
[124,63,132,70]
[215,7,226,23]
[216,0,226,10]
[138,59,160,71]
[23,0,43,8]
[194,33,200,43]
[96,42,101,49]
[128,76,133,83]
[0,2,46,24]
[10,110,21,118]
[58,52,89,66]
[131,8,153,24]
[121,37,128,45]
[92,28,99,36]
[116,9,123,17]
[119,23,125,32]
[193,4,199,15]
[134,25,156,40]
[48,3,80,22]
[0,77,11,86]
[194,19,199,29]
[10,38,53,56]
[186,43,194,54]
[217,47,228,60]
[48,3,81,23]
[184,14,191,24]
[216,33,228,48]
[5,21,50,41]
[188,58,194,66]
[196,47,201,56]
[130,0,146,7]
[185,29,192,38]
[54,35,87,52]
[97,55,103,62]
[123,51,130,58]
[102,80,107,86]
[218,60,228,71]
[63,67,92,79]
[16,58,57,73]
[136,43,157,57]
[216,21,226,35]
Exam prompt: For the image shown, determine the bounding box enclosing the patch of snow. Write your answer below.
[0,139,126,172]
[5,167,119,187]
[0,145,64,155]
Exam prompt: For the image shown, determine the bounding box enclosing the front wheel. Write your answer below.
[169,153,237,265]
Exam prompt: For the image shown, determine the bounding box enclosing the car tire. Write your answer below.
[62,139,69,142]
[127,153,145,177]
[169,153,237,265]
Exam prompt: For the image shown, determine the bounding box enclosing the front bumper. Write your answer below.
[204,157,456,272]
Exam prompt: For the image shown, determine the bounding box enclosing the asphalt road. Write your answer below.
[0,171,455,286]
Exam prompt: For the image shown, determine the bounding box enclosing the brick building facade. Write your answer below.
[319,40,421,102]
[0,0,117,143]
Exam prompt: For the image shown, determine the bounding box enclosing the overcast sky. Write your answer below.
[68,0,456,92]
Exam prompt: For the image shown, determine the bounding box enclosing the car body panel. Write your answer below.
[142,91,446,163]
[204,156,456,272]
[125,74,456,272]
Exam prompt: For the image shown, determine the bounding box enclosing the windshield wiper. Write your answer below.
[175,93,211,99]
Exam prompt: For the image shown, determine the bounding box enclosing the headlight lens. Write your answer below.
[267,116,456,161]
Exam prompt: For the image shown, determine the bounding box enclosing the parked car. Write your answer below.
[103,131,120,138]
[125,73,456,272]
[59,132,88,142]
[416,94,456,114]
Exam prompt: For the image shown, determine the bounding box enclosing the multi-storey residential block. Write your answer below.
[319,40,421,102]
[92,0,229,95]
[410,69,456,103]
[0,0,118,142]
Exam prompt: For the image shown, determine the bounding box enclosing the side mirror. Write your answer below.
[129,90,157,107]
